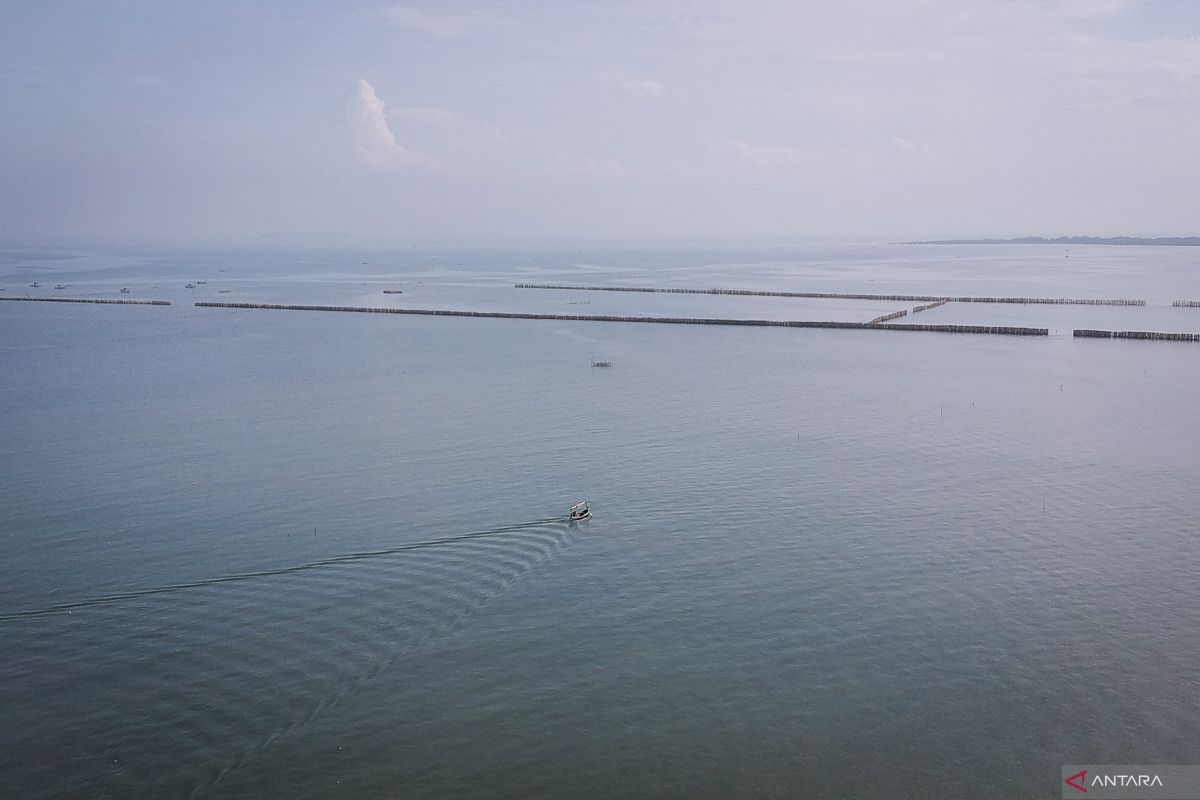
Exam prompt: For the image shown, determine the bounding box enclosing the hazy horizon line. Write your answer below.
[5,232,1200,251]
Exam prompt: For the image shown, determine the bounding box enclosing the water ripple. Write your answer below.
[1,517,578,799]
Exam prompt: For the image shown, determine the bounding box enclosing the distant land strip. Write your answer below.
[1074,329,1200,342]
[514,283,1144,306]
[0,296,171,306]
[906,236,1200,246]
[195,302,1048,336]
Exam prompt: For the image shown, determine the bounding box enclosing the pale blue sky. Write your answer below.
[2,1,1198,241]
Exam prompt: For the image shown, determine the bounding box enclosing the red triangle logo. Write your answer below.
[1065,770,1088,793]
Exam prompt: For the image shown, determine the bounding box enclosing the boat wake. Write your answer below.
[0,517,565,622]
[0,516,576,799]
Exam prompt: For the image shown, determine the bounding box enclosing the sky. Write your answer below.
[1,0,1198,242]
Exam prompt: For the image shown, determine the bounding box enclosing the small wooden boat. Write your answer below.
[54,284,66,290]
[569,500,591,522]
[120,288,131,294]
[185,283,196,288]
[591,359,613,368]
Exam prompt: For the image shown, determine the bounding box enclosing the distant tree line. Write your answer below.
[906,236,1200,246]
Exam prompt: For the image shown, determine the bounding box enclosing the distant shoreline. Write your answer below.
[905,236,1200,246]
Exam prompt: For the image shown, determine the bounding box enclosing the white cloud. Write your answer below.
[553,153,640,180]
[486,124,510,146]
[389,106,457,125]
[623,79,666,97]
[381,6,509,38]
[354,79,433,170]
[732,139,816,167]
[1048,0,1135,20]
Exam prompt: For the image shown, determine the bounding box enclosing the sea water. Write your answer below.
[1,241,1198,798]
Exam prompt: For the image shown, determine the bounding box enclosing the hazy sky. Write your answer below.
[2,1,1198,241]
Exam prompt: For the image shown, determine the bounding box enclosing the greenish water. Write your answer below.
[2,242,1199,798]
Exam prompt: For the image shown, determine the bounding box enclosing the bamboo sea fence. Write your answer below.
[0,296,171,306]
[195,302,1048,336]
[956,296,1144,305]
[515,283,944,302]
[1074,329,1200,342]
[513,283,1145,305]
[1173,300,1200,308]
[912,299,949,314]
[867,309,908,325]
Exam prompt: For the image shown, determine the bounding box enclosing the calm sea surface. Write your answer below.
[2,242,1198,798]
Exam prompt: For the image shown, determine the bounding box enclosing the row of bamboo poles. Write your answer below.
[195,302,1048,335]
[515,283,943,301]
[867,309,908,325]
[24,298,1192,341]
[0,296,170,306]
[912,299,949,313]
[513,283,1145,305]
[957,296,1144,305]
[1075,329,1200,341]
